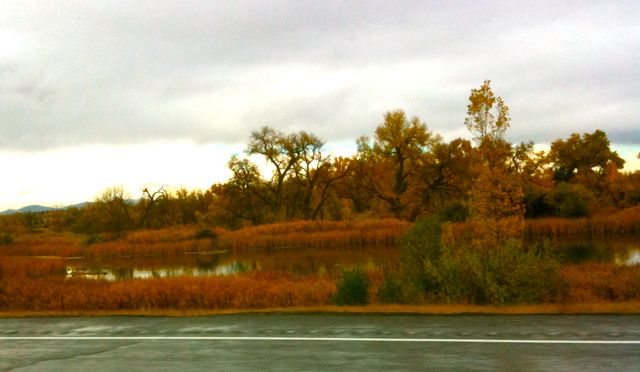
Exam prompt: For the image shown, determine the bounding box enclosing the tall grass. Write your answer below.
[0,219,409,258]
[0,226,211,258]
[443,207,640,243]
[215,219,410,250]
[559,263,640,302]
[0,272,335,311]
[2,255,640,311]
[525,207,640,238]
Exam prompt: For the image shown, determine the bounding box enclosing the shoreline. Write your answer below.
[2,302,640,318]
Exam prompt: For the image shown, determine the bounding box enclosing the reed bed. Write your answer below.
[2,256,640,311]
[443,207,640,242]
[0,256,67,278]
[0,226,213,259]
[0,272,335,311]
[216,219,411,250]
[1,219,409,259]
[558,263,640,302]
[525,207,640,238]
[0,231,84,257]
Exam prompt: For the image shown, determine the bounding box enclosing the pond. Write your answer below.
[528,237,640,265]
[65,245,399,281]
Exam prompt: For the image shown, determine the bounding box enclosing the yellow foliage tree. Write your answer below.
[464,81,525,249]
[468,167,525,250]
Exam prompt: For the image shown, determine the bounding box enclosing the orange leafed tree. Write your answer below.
[356,110,440,219]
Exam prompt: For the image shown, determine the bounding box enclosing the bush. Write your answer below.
[194,228,217,240]
[0,233,13,245]
[546,182,594,218]
[83,234,103,245]
[438,203,468,222]
[334,269,370,306]
[399,218,560,304]
[377,274,404,304]
[523,184,553,218]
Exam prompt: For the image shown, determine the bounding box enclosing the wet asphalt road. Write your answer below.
[1,314,639,371]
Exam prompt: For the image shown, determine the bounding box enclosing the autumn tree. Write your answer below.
[294,146,351,220]
[291,132,334,220]
[356,110,440,219]
[246,126,305,218]
[464,81,525,248]
[547,129,625,183]
[409,138,474,220]
[91,186,133,237]
[336,157,376,215]
[137,185,169,228]
[465,80,510,143]
[172,188,210,225]
[464,80,513,168]
[207,155,271,227]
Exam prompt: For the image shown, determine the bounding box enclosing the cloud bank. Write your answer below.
[0,0,638,150]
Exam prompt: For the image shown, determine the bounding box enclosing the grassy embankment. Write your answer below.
[1,209,639,315]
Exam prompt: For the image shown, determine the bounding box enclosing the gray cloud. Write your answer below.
[0,0,637,150]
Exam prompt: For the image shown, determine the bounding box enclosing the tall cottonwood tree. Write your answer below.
[93,186,133,236]
[212,155,271,226]
[356,110,440,219]
[137,185,169,229]
[293,134,351,219]
[547,129,625,183]
[246,126,304,218]
[408,138,474,220]
[244,127,346,221]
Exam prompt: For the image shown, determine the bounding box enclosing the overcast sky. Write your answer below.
[0,1,638,209]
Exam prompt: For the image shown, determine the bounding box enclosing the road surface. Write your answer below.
[1,314,639,371]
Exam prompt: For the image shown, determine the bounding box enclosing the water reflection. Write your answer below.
[616,250,640,266]
[66,261,257,281]
[527,237,639,265]
[64,239,639,281]
[65,245,399,281]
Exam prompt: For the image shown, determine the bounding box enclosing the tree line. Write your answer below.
[12,80,638,236]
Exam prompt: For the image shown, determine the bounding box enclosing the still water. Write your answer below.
[64,238,639,281]
[537,237,639,265]
[65,245,399,281]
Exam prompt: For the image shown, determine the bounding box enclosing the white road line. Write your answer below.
[0,336,639,344]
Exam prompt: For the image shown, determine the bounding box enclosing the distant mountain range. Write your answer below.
[0,202,90,215]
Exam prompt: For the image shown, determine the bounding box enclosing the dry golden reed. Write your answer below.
[0,271,335,311]
[215,219,411,250]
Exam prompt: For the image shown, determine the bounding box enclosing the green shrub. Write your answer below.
[377,274,404,304]
[194,228,217,240]
[334,269,370,306]
[0,233,13,245]
[398,218,560,304]
[545,182,594,218]
[83,234,103,245]
[437,203,468,222]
